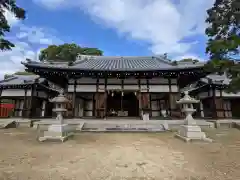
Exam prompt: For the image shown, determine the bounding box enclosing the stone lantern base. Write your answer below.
[39,124,74,142]
[175,125,212,142]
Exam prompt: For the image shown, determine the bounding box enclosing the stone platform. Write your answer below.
[0,118,216,132]
[175,125,213,142]
[33,118,214,132]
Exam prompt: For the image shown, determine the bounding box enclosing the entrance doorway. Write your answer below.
[107,91,139,117]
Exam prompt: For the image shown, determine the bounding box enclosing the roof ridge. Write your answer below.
[153,56,173,65]
[0,76,17,83]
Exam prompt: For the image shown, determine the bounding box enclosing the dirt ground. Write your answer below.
[0,128,240,180]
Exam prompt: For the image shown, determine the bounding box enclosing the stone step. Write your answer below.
[0,120,17,129]
[76,122,85,131]
[81,123,166,132]
[233,122,240,130]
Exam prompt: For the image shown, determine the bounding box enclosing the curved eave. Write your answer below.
[0,84,32,89]
[23,63,206,79]
[23,61,204,72]
[0,83,58,93]
[189,83,227,95]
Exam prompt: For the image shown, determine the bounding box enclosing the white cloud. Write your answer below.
[0,26,61,80]
[0,42,37,79]
[33,0,70,9]
[17,26,63,45]
[0,4,64,80]
[0,27,62,80]
[33,0,214,55]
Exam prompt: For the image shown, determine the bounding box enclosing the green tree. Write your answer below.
[0,0,26,51]
[179,58,199,63]
[205,0,240,61]
[171,58,199,66]
[204,0,240,92]
[39,43,103,62]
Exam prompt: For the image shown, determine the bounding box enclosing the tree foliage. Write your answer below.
[0,0,26,51]
[205,0,240,92]
[205,0,240,60]
[171,58,199,66]
[39,43,103,62]
[179,58,199,63]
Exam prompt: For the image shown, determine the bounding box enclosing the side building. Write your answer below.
[187,73,240,119]
[0,75,58,118]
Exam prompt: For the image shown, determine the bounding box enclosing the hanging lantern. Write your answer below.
[111,91,114,97]
[134,92,137,96]
[121,91,124,96]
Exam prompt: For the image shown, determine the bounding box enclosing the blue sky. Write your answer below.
[0,0,214,78]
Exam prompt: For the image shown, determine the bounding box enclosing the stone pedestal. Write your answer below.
[175,91,212,142]
[39,124,73,142]
[143,113,149,121]
[175,125,212,142]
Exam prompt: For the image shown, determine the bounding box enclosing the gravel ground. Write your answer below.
[0,128,239,180]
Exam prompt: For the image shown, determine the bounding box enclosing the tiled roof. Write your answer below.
[0,75,44,86]
[73,56,174,70]
[201,73,230,85]
[184,73,230,92]
[22,55,203,71]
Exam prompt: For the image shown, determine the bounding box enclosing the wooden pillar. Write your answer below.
[41,100,46,117]
[95,77,99,117]
[121,79,124,111]
[146,79,151,117]
[72,79,77,118]
[220,89,225,118]
[138,79,142,117]
[176,77,182,118]
[13,99,19,117]
[22,88,27,118]
[0,89,2,118]
[29,80,37,118]
[199,100,204,118]
[212,86,217,119]
[104,77,107,118]
[168,78,172,117]
[92,93,95,117]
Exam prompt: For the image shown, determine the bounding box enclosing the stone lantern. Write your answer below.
[175,91,212,142]
[38,90,73,142]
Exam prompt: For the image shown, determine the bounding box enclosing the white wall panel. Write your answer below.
[124,85,139,90]
[215,90,240,97]
[107,79,121,84]
[106,85,121,90]
[124,79,138,84]
[140,85,148,92]
[171,85,178,92]
[77,78,97,84]
[149,78,168,84]
[149,85,169,92]
[76,85,96,92]
[68,85,74,92]
[1,89,31,97]
[98,85,105,92]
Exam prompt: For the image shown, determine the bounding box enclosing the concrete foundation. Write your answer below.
[38,124,73,142]
[175,125,212,142]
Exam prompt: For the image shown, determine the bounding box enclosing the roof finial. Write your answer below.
[163,53,167,59]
